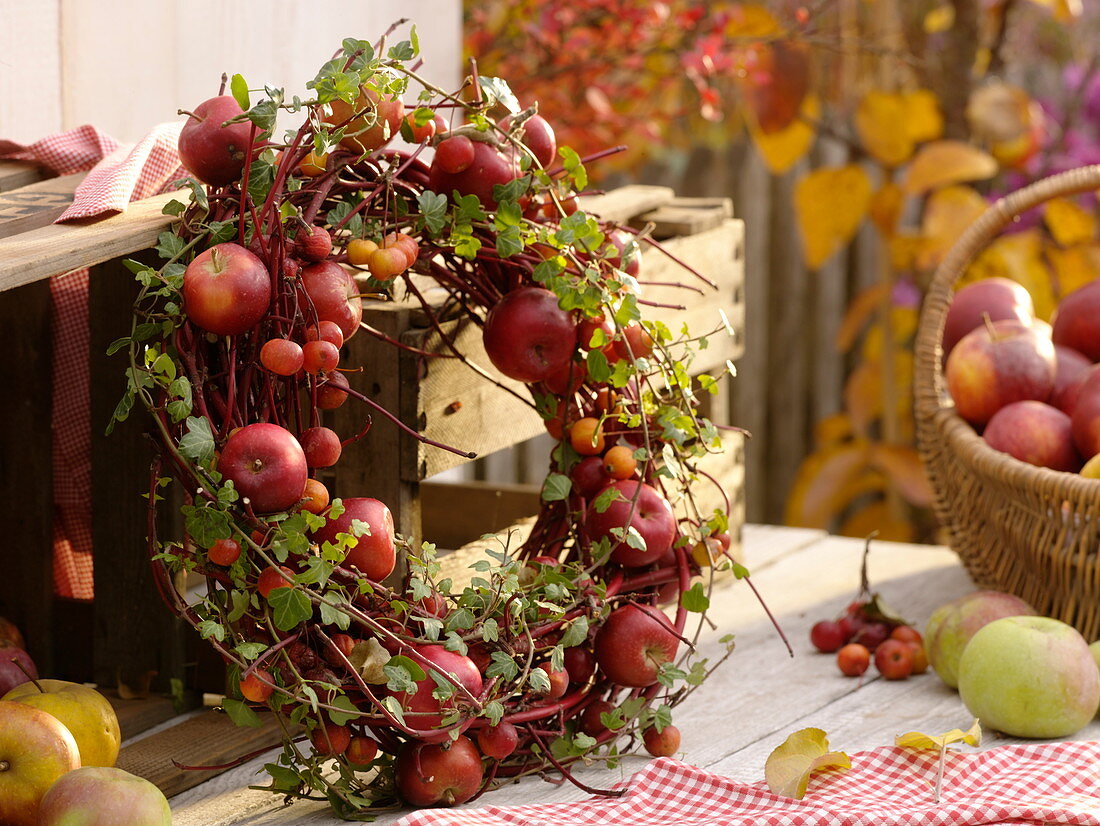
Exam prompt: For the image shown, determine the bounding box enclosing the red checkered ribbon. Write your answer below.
[1,123,185,600]
[395,741,1100,826]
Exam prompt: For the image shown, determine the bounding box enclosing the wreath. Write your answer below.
[111,30,753,818]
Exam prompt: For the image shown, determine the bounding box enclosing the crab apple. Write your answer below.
[299,150,328,176]
[604,229,642,277]
[299,429,341,473]
[297,226,333,262]
[585,480,676,568]
[394,735,483,807]
[316,370,350,410]
[570,417,606,456]
[890,626,922,646]
[207,537,241,566]
[837,643,870,677]
[500,112,557,167]
[391,645,483,742]
[433,135,476,174]
[177,95,255,186]
[578,314,614,350]
[564,646,596,686]
[239,669,275,703]
[310,497,395,581]
[874,639,913,680]
[543,358,588,396]
[256,566,294,600]
[346,238,379,266]
[301,261,362,342]
[300,478,330,514]
[594,604,679,688]
[536,663,569,700]
[325,87,404,153]
[580,700,614,736]
[310,722,351,756]
[306,320,345,348]
[403,111,445,144]
[907,642,929,674]
[302,340,340,374]
[483,287,577,383]
[810,620,846,653]
[218,423,307,513]
[323,633,356,668]
[346,736,378,766]
[603,445,637,480]
[613,323,654,360]
[643,724,681,757]
[367,246,408,281]
[852,622,890,652]
[428,140,521,208]
[477,722,519,760]
[570,456,608,499]
[260,339,304,376]
[183,243,271,336]
[384,233,420,268]
[837,613,863,643]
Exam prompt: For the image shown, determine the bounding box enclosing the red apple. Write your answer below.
[182,243,271,336]
[310,497,396,581]
[563,646,596,686]
[945,319,1056,426]
[428,140,521,208]
[0,646,37,696]
[38,767,172,825]
[390,645,483,742]
[984,400,1080,471]
[346,736,378,766]
[0,700,80,826]
[300,261,363,343]
[477,721,519,759]
[580,699,614,736]
[570,456,608,500]
[482,287,577,383]
[177,95,255,186]
[1051,346,1093,415]
[594,604,679,688]
[218,423,307,513]
[535,663,569,700]
[299,426,342,468]
[0,617,24,650]
[943,277,1034,356]
[394,735,483,807]
[1072,369,1100,459]
[643,724,681,757]
[500,112,557,167]
[297,226,333,262]
[585,480,677,568]
[1053,280,1100,360]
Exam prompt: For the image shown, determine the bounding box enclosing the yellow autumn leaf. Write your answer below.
[856,92,914,167]
[902,141,999,194]
[724,4,781,37]
[869,182,904,236]
[795,165,873,269]
[1048,244,1100,297]
[836,283,891,353]
[888,232,925,272]
[859,306,919,364]
[869,444,934,508]
[895,719,982,750]
[918,185,987,271]
[1045,198,1097,246]
[838,502,915,543]
[903,90,944,144]
[749,94,819,175]
[813,413,853,449]
[924,4,955,33]
[785,440,876,528]
[765,728,852,800]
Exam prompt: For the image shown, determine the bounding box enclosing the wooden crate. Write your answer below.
[0,169,744,797]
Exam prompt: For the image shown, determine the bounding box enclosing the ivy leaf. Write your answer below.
[527,666,551,693]
[156,231,187,261]
[483,699,505,726]
[765,728,851,800]
[235,641,267,661]
[178,416,215,463]
[479,76,520,113]
[222,697,262,728]
[327,694,362,726]
[267,586,312,631]
[417,190,448,235]
[680,582,710,613]
[895,719,981,751]
[592,486,623,513]
[560,616,589,648]
[486,651,519,681]
[541,473,571,502]
[230,73,250,110]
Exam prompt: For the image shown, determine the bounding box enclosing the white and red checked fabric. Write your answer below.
[1,123,185,599]
[395,741,1100,826]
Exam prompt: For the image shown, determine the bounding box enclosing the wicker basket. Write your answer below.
[915,165,1100,641]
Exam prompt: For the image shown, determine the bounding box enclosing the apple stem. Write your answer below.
[0,760,8,772]
[981,311,1000,342]
[177,109,204,122]
[11,657,44,693]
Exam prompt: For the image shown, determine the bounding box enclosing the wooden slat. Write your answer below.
[421,479,541,550]
[0,172,85,238]
[106,692,180,740]
[0,191,178,291]
[578,184,676,223]
[117,709,287,798]
[633,198,733,239]
[0,160,49,192]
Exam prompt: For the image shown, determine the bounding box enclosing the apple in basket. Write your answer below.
[943,277,1035,357]
[1053,279,1100,361]
[1050,346,1093,415]
[37,767,172,826]
[1071,369,1100,460]
[924,590,1036,689]
[0,646,38,696]
[982,400,1080,472]
[958,616,1100,738]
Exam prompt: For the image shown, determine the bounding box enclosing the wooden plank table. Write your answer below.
[167,525,1100,824]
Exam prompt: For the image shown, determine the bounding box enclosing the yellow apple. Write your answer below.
[1081,454,1100,479]
[3,679,121,767]
[0,700,80,826]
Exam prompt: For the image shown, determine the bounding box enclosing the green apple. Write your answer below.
[4,679,121,767]
[925,590,1036,688]
[0,700,81,826]
[37,767,172,826]
[958,616,1100,738]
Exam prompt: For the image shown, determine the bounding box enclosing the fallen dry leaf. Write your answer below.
[765,727,851,799]
[349,637,389,684]
[895,718,982,751]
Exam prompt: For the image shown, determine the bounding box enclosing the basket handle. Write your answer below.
[915,164,1100,418]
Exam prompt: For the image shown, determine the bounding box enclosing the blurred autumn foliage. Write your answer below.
[466,0,1100,541]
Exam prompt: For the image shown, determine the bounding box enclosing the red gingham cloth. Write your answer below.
[1,123,185,599]
[395,741,1100,826]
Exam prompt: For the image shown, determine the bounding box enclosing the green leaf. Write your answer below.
[495,225,523,258]
[486,651,519,681]
[765,728,851,800]
[527,667,551,693]
[681,582,710,613]
[235,641,267,660]
[156,231,187,261]
[558,146,588,190]
[181,505,231,548]
[586,348,611,383]
[178,416,215,463]
[161,199,187,217]
[327,694,362,726]
[383,655,425,694]
[388,40,416,61]
[319,598,351,631]
[230,73,250,110]
[417,190,448,235]
[479,77,520,113]
[267,586,312,631]
[222,697,263,728]
[560,616,589,648]
[541,473,571,502]
[483,699,505,726]
[591,486,622,513]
